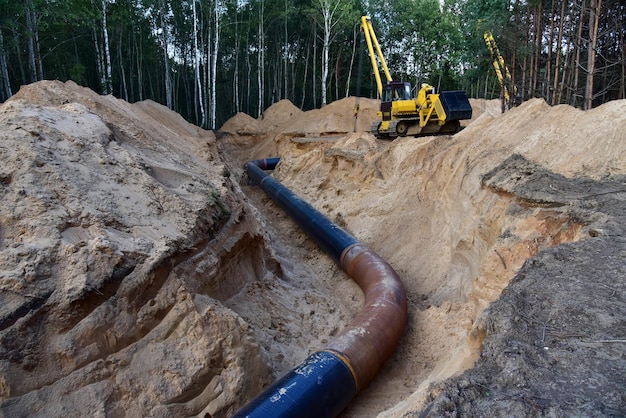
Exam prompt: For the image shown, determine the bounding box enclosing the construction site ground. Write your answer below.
[0,81,624,417]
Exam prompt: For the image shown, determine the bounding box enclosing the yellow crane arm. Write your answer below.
[483,31,517,109]
[361,16,392,98]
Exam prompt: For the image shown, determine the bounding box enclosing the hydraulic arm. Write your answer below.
[360,16,392,98]
[484,31,517,112]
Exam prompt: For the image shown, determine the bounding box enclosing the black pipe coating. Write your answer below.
[234,158,407,418]
[232,350,356,418]
[244,159,358,263]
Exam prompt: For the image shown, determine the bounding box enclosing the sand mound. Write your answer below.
[219,111,263,136]
[275,97,380,135]
[0,81,271,417]
[459,98,626,178]
[261,99,302,126]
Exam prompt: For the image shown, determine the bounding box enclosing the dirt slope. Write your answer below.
[0,81,272,417]
[219,96,626,416]
[0,81,624,417]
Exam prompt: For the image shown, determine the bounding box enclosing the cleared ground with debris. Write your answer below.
[1,81,625,417]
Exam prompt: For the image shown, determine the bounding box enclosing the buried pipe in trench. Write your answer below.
[232,158,408,418]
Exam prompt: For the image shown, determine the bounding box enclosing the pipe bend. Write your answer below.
[331,243,408,392]
[234,158,408,417]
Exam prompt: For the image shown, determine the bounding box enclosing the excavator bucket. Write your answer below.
[439,91,472,121]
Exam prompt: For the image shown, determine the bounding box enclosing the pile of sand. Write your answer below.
[0,81,271,417]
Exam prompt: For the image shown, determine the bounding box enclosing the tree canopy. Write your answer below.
[0,0,623,127]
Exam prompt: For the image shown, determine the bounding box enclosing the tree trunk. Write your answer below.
[321,2,331,106]
[532,2,542,97]
[32,6,43,80]
[136,31,143,101]
[572,0,585,106]
[93,26,106,93]
[24,0,43,81]
[246,36,251,114]
[618,14,626,99]
[334,52,341,101]
[585,0,602,109]
[202,23,209,123]
[510,0,519,100]
[257,0,264,117]
[101,0,112,94]
[301,34,311,108]
[193,0,206,127]
[25,0,37,82]
[210,0,221,129]
[521,31,528,100]
[0,30,12,101]
[521,6,533,99]
[558,33,573,104]
[118,31,128,101]
[546,0,556,100]
[345,24,357,98]
[552,0,566,104]
[160,4,172,109]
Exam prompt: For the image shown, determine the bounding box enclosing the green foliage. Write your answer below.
[0,0,623,119]
[364,0,465,91]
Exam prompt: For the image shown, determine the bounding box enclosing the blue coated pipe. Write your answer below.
[234,158,407,418]
[233,350,356,418]
[244,159,358,263]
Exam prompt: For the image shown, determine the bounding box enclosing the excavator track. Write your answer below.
[373,119,461,139]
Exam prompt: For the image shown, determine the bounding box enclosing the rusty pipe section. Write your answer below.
[234,158,407,417]
[331,242,408,392]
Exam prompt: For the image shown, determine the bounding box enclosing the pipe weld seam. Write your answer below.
[321,349,359,391]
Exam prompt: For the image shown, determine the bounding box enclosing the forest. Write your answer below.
[0,0,624,129]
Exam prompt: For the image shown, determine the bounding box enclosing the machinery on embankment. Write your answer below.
[360,16,472,139]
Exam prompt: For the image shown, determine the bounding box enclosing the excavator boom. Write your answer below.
[484,31,517,111]
[360,16,392,98]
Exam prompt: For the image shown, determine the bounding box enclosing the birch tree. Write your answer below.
[193,0,206,126]
[317,0,342,106]
[143,0,173,109]
[257,0,265,117]
[91,0,113,94]
[24,0,43,82]
[101,0,113,94]
[210,0,224,128]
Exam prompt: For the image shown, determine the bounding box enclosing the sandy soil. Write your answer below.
[1,81,625,417]
[219,95,626,416]
[0,81,271,417]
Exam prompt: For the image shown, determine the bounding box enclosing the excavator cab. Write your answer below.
[382,82,412,102]
[380,81,413,122]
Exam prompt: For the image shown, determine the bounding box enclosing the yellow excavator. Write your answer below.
[361,16,472,139]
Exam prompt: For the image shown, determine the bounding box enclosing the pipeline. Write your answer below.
[233,158,408,418]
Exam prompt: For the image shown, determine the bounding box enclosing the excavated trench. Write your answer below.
[216,130,589,417]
